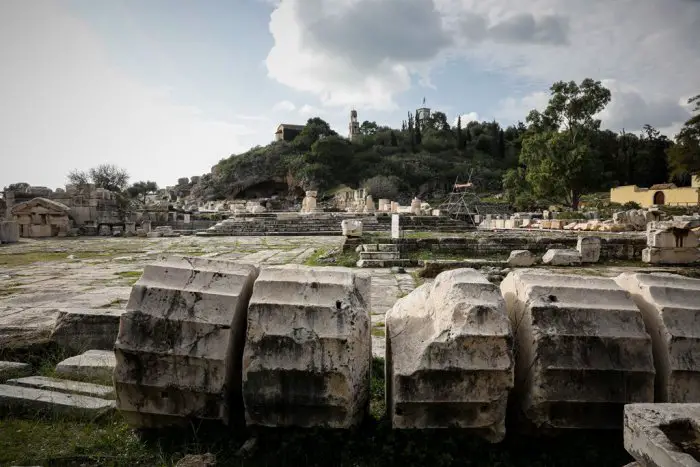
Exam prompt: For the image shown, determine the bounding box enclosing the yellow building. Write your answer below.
[610,176,700,208]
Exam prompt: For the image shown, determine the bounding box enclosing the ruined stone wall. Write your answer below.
[391,234,646,259]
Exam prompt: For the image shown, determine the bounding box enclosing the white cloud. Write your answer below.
[453,112,481,126]
[272,100,296,112]
[0,0,258,189]
[299,104,324,116]
[266,0,699,133]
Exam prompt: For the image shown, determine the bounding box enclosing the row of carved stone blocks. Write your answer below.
[113,257,700,444]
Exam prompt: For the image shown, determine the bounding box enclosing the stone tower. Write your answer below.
[349,109,360,141]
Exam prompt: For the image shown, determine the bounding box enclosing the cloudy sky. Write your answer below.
[1,0,698,189]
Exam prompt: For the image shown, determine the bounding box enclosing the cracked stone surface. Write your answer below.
[1,237,422,359]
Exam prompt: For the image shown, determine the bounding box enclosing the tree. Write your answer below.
[456,116,464,150]
[390,131,398,147]
[89,164,130,192]
[668,94,700,178]
[360,120,378,136]
[4,182,30,192]
[363,175,400,200]
[517,79,612,209]
[414,113,422,145]
[428,111,450,132]
[293,117,337,149]
[127,181,159,204]
[67,169,90,188]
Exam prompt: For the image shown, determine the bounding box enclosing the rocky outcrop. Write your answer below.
[114,257,258,428]
[501,270,655,429]
[386,269,513,442]
[242,265,371,428]
[615,273,700,402]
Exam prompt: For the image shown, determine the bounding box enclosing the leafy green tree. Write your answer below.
[68,164,129,193]
[668,94,700,178]
[127,181,159,203]
[363,175,400,200]
[293,118,337,149]
[517,79,612,209]
[360,121,378,136]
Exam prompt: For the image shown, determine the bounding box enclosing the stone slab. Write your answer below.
[114,256,258,428]
[507,250,535,267]
[642,247,700,265]
[7,376,115,399]
[542,249,582,266]
[577,236,601,263]
[615,273,700,403]
[386,268,513,442]
[0,361,31,383]
[625,403,700,467]
[243,265,371,428]
[501,270,655,430]
[50,308,123,352]
[55,350,116,383]
[0,384,114,419]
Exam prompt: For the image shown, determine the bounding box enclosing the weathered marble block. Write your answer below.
[542,249,582,266]
[50,308,123,352]
[507,250,535,267]
[642,247,700,265]
[577,236,601,263]
[386,269,513,442]
[624,403,700,467]
[500,270,655,429]
[114,256,258,428]
[242,265,371,428]
[616,273,700,403]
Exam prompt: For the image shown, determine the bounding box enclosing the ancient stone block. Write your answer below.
[0,220,19,244]
[542,249,582,266]
[341,219,363,237]
[507,250,535,267]
[642,247,700,264]
[7,376,115,399]
[624,403,700,467]
[55,350,116,383]
[50,308,123,352]
[615,273,700,402]
[0,361,31,383]
[114,257,258,428]
[500,270,655,429]
[0,384,114,419]
[243,265,371,428]
[576,236,601,263]
[386,269,513,441]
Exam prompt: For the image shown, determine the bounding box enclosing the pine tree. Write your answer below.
[407,112,415,152]
[415,113,422,145]
[456,116,463,150]
[498,129,506,158]
[390,130,398,147]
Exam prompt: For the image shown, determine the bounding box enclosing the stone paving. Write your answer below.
[0,236,415,356]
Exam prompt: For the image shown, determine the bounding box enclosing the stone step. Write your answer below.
[55,350,116,383]
[359,251,400,260]
[0,384,115,419]
[356,259,413,268]
[6,376,115,400]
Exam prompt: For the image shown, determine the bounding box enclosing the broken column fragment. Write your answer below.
[114,256,258,428]
[242,265,371,428]
[624,403,700,467]
[500,270,655,430]
[386,268,513,442]
[615,273,700,403]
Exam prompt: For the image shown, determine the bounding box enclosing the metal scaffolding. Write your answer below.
[437,171,483,225]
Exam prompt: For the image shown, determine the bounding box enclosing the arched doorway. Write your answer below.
[653,191,665,205]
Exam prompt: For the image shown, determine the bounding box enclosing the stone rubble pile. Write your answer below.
[643,219,700,264]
